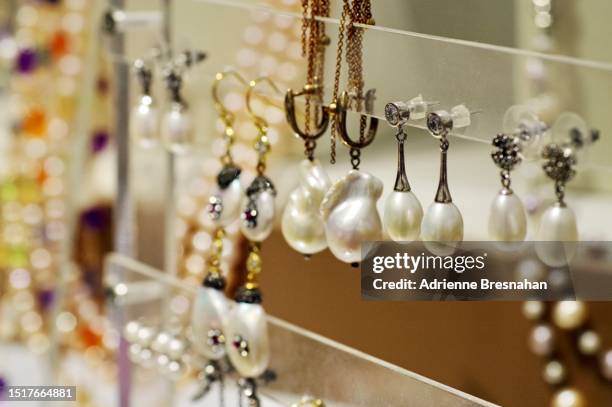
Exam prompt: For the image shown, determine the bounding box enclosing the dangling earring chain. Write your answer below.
[330,0,373,164]
[301,0,330,135]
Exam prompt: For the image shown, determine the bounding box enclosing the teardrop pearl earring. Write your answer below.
[421,105,470,254]
[488,133,526,242]
[130,59,158,148]
[535,123,599,267]
[382,96,432,242]
[161,68,193,154]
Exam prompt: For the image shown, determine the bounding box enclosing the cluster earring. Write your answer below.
[382,96,432,241]
[421,106,470,253]
[535,116,599,266]
[320,91,382,266]
[161,67,193,154]
[224,77,279,404]
[191,70,249,400]
[130,59,158,148]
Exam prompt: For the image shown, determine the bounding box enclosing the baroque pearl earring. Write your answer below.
[130,59,158,148]
[321,91,382,266]
[382,96,432,242]
[421,106,470,253]
[161,68,193,154]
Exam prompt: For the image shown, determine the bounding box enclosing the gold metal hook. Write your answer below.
[284,82,330,141]
[212,69,249,127]
[246,76,282,134]
[336,90,378,149]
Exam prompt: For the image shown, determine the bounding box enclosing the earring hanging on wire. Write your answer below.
[224,77,280,406]
[190,70,249,403]
[130,59,159,148]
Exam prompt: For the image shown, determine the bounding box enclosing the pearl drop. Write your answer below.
[223,302,269,378]
[552,301,587,330]
[191,287,231,360]
[240,190,276,242]
[536,204,578,267]
[600,349,612,381]
[320,170,383,264]
[421,202,463,256]
[383,190,423,242]
[578,330,601,356]
[488,190,527,241]
[551,388,587,407]
[130,95,158,148]
[210,177,242,227]
[522,301,545,320]
[529,324,555,356]
[543,360,566,385]
[281,159,331,255]
[161,102,193,154]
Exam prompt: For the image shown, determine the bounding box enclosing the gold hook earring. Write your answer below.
[335,89,379,170]
[246,76,283,138]
[212,69,249,131]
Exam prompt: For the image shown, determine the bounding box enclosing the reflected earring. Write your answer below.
[536,116,599,267]
[130,59,158,148]
[421,106,470,250]
[320,91,382,266]
[161,68,193,153]
[191,70,249,400]
[382,96,432,241]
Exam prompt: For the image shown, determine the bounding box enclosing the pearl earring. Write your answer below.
[421,105,471,254]
[320,91,382,266]
[382,95,433,242]
[282,84,332,258]
[536,113,599,267]
[161,67,193,154]
[489,107,547,243]
[130,59,158,148]
[224,78,278,400]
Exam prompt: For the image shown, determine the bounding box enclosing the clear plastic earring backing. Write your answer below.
[384,94,435,127]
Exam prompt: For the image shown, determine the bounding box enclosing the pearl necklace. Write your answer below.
[523,300,612,407]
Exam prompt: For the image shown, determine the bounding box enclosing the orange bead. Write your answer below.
[22,108,47,137]
[79,326,102,347]
[50,31,70,59]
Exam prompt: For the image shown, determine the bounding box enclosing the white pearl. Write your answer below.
[320,170,383,264]
[166,360,186,380]
[383,190,423,242]
[151,331,171,354]
[421,202,463,256]
[128,343,142,363]
[156,353,170,372]
[123,320,141,343]
[522,301,545,320]
[536,204,578,267]
[224,302,269,378]
[552,301,587,330]
[161,102,193,154]
[167,337,187,360]
[578,330,601,356]
[191,286,231,360]
[281,159,331,255]
[139,347,154,368]
[543,360,566,385]
[130,95,158,148]
[529,324,555,356]
[136,326,155,347]
[551,388,587,407]
[210,177,242,227]
[601,349,612,381]
[488,190,526,241]
[240,190,275,242]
